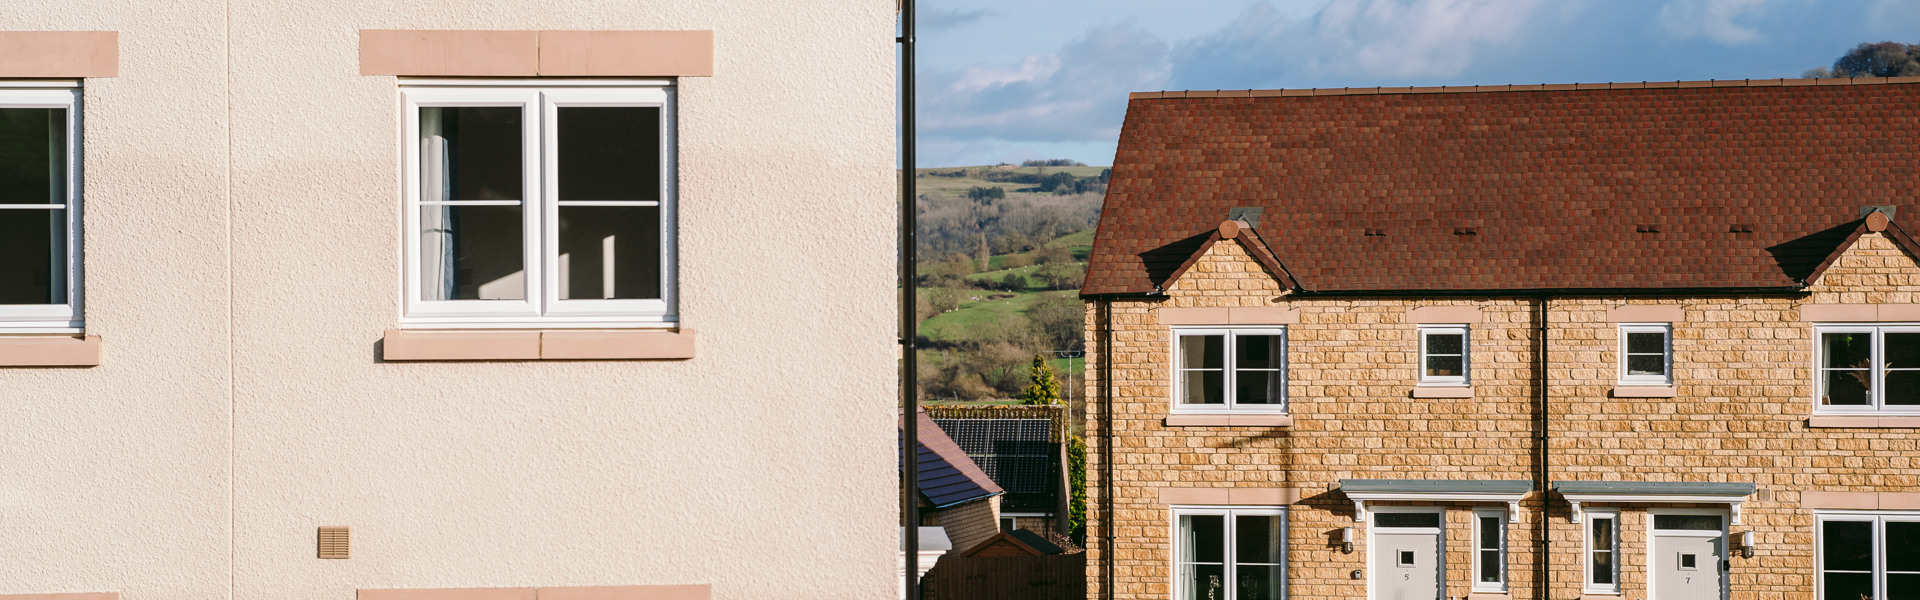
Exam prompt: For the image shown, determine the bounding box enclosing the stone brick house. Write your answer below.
[1079,78,1920,600]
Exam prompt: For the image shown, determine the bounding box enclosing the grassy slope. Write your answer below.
[915,165,1107,199]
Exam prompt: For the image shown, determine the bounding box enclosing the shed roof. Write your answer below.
[902,409,1003,508]
[1085,78,1920,296]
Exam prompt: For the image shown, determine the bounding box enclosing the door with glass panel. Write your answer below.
[1174,508,1285,600]
[1649,512,1727,600]
[1370,509,1443,600]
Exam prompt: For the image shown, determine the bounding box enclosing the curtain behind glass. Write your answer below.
[419,109,454,301]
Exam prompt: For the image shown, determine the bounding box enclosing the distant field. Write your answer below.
[914,165,1108,199]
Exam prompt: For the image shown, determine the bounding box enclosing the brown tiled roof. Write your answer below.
[1083,78,1920,296]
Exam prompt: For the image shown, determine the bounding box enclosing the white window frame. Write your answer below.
[1472,508,1508,593]
[400,81,676,329]
[1583,509,1621,594]
[1816,511,1920,600]
[1169,326,1288,414]
[1618,323,1674,385]
[0,83,83,333]
[1169,505,1288,600]
[1417,325,1470,386]
[1812,324,1920,415]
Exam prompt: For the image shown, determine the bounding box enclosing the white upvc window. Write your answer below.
[401,81,675,328]
[1618,323,1674,385]
[1814,325,1920,414]
[1171,326,1287,413]
[1418,325,1469,386]
[0,84,82,333]
[1583,509,1620,594]
[1172,506,1286,600]
[1816,512,1920,600]
[1473,509,1508,593]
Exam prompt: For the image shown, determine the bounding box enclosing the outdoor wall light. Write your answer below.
[1737,530,1755,559]
[1341,527,1355,554]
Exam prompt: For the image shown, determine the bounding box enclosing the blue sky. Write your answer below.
[911,0,1920,167]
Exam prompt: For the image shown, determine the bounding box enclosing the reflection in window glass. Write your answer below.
[420,107,523,201]
[1887,333,1920,406]
[1653,514,1722,531]
[0,108,66,305]
[557,107,660,201]
[1820,332,1872,406]
[1589,515,1616,588]
[557,206,660,300]
[1822,520,1872,600]
[1178,514,1225,600]
[1374,512,1440,528]
[1178,335,1224,405]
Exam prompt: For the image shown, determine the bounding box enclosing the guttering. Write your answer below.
[1080,286,1805,302]
[1099,298,1115,600]
[897,2,919,598]
[1535,294,1550,600]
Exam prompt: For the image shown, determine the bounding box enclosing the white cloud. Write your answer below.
[1655,0,1775,45]
[918,24,1172,144]
[1172,0,1547,88]
[920,7,995,32]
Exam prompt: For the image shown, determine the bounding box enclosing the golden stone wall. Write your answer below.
[1082,233,1920,600]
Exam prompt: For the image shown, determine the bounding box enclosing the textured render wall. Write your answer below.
[0,2,234,599]
[1084,234,1920,600]
[2,2,897,600]
[224,2,897,599]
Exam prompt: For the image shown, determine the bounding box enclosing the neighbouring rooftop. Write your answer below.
[1084,77,1920,296]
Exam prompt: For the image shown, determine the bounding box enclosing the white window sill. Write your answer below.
[1163,414,1293,427]
[382,329,694,361]
[1612,385,1676,398]
[0,334,101,366]
[1411,386,1473,398]
[398,316,677,330]
[1807,415,1920,428]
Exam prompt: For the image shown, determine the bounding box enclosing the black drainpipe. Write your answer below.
[897,3,918,598]
[1101,298,1116,600]
[1536,294,1551,600]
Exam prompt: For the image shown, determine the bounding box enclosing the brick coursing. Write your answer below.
[1082,234,1920,600]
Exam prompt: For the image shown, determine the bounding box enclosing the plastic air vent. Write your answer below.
[1636,225,1661,233]
[318,526,350,559]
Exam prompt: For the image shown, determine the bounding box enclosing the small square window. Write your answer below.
[1619,323,1673,385]
[1418,325,1469,385]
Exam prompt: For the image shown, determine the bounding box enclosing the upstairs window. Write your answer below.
[1418,325,1469,385]
[1172,327,1286,412]
[402,82,674,328]
[1618,323,1673,385]
[0,85,81,332]
[1816,326,1920,413]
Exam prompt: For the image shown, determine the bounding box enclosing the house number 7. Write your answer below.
[1685,577,1691,584]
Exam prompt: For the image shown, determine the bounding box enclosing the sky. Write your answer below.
[909,0,1920,167]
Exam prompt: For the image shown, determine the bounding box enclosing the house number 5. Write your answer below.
[1404,574,1410,580]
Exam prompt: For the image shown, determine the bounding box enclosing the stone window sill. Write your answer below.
[1410,386,1473,398]
[1163,414,1293,427]
[1468,593,1512,600]
[382,329,694,361]
[358,586,710,600]
[1612,385,1676,398]
[1807,415,1920,428]
[1579,595,1623,600]
[0,335,102,367]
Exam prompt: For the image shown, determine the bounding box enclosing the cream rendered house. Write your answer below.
[0,2,897,600]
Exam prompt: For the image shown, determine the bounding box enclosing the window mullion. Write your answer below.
[1875,329,1886,409]
[1223,332,1237,410]
[529,89,552,316]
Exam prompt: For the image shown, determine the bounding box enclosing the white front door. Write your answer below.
[1651,512,1728,600]
[1372,510,1444,600]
